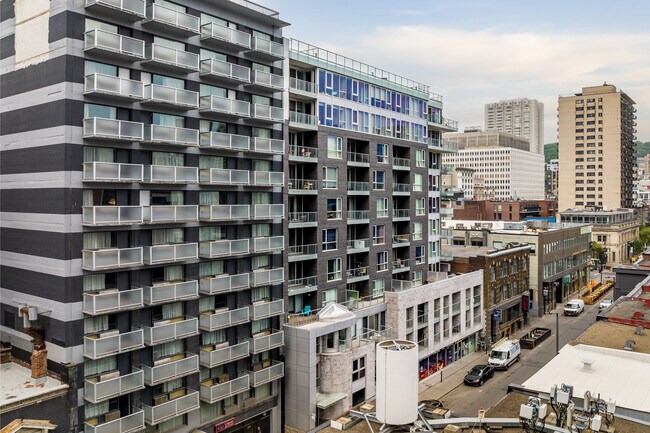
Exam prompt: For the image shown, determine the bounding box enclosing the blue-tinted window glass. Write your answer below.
[319,70,326,94]
[318,102,325,125]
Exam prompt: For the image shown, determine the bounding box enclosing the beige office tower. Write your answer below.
[485,98,544,154]
[558,84,636,211]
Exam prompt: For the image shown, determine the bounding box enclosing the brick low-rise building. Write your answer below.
[452,199,557,221]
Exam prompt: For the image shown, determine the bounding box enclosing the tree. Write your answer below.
[639,226,650,246]
[591,241,606,263]
[631,239,645,256]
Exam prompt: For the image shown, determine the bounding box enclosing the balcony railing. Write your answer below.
[252,171,284,187]
[200,273,250,295]
[393,209,410,219]
[84,409,145,433]
[84,29,145,59]
[393,234,411,244]
[252,104,284,122]
[82,247,143,271]
[143,165,198,184]
[393,259,411,271]
[142,390,200,425]
[84,369,144,404]
[393,183,411,193]
[392,157,411,168]
[143,280,199,305]
[83,162,143,183]
[143,205,198,224]
[248,330,283,354]
[200,239,250,258]
[199,204,250,221]
[200,22,251,49]
[288,211,317,225]
[200,58,250,82]
[82,206,143,226]
[253,137,284,154]
[200,95,250,117]
[200,131,250,151]
[144,44,199,71]
[288,244,318,257]
[347,239,370,251]
[347,266,369,279]
[288,145,318,159]
[347,151,370,164]
[200,375,250,404]
[144,3,199,34]
[143,84,198,108]
[289,77,317,94]
[251,268,284,286]
[252,204,284,219]
[142,354,199,386]
[391,279,413,291]
[252,236,284,253]
[144,124,199,146]
[347,181,370,192]
[288,178,318,192]
[199,168,249,185]
[143,243,198,265]
[83,288,143,315]
[84,0,146,19]
[199,341,249,368]
[347,210,369,220]
[143,317,199,346]
[249,299,284,320]
[83,329,144,360]
[289,111,318,128]
[249,36,284,59]
[199,306,249,331]
[245,361,284,387]
[84,73,144,99]
[83,117,143,141]
[250,70,284,90]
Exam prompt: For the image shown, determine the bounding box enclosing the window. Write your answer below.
[416,150,425,167]
[377,144,389,163]
[152,74,184,90]
[322,288,337,306]
[373,170,385,190]
[412,222,423,240]
[327,136,343,159]
[322,167,338,188]
[377,251,388,271]
[327,258,342,281]
[352,357,366,381]
[412,270,423,287]
[322,228,337,251]
[376,198,388,218]
[416,198,425,216]
[413,173,423,192]
[326,198,342,219]
[84,103,116,119]
[85,60,117,77]
[373,279,385,298]
[373,225,385,245]
[415,246,425,264]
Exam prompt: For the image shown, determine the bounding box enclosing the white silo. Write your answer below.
[375,340,418,425]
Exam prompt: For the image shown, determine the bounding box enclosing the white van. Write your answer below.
[488,339,520,370]
[563,299,585,316]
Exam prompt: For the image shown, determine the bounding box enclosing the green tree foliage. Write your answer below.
[635,141,650,158]
[591,241,605,261]
[640,226,650,246]
[631,239,645,256]
[544,142,558,163]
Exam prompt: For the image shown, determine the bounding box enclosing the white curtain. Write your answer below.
[83,274,106,292]
[252,160,271,171]
[252,224,270,238]
[153,340,183,360]
[84,316,109,335]
[199,155,225,169]
[199,226,224,242]
[252,192,270,205]
[159,415,185,433]
[199,365,225,381]
[201,402,224,423]
[199,260,224,278]
[251,255,270,270]
[251,318,270,334]
[199,192,222,206]
[83,232,113,249]
[152,152,184,167]
[202,329,226,345]
[162,302,183,320]
[84,356,117,378]
[252,127,271,138]
[251,286,270,302]
[85,401,109,420]
[164,265,184,282]
[254,383,271,399]
[198,296,215,313]
[162,378,183,394]
[152,228,184,245]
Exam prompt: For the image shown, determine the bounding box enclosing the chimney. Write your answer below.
[30,343,48,379]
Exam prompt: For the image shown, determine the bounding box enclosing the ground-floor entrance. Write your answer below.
[418,333,478,381]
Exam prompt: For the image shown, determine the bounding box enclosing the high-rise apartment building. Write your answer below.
[1,1,288,433]
[557,84,637,211]
[485,98,544,155]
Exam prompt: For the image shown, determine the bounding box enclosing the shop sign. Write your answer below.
[215,418,236,433]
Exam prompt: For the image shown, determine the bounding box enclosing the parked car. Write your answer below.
[488,339,521,370]
[599,299,613,310]
[564,299,585,316]
[464,364,494,386]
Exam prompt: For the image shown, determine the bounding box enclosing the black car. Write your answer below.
[463,364,494,386]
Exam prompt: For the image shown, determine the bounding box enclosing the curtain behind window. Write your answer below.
[199,191,223,205]
[83,232,114,249]
[199,226,224,242]
[153,340,183,360]
[199,155,225,169]
[251,318,270,334]
[152,152,184,166]
[84,147,115,163]
[252,224,270,238]
[162,302,183,320]
[84,316,109,334]
[251,286,270,302]
[85,401,109,419]
[252,160,271,171]
[252,192,270,205]
[199,260,224,278]
[162,378,183,393]
[252,255,270,270]
[164,265,184,282]
[83,274,106,292]
[152,228,184,245]
[159,415,185,433]
[199,296,215,313]
[84,356,117,377]
[202,329,226,345]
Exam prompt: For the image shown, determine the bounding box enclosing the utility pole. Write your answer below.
[555,312,560,355]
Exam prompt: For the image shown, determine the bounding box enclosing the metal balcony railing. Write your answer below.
[144,44,199,71]
[199,306,249,331]
[84,29,145,59]
[84,73,144,99]
[247,330,283,354]
[144,3,199,33]
[142,353,199,385]
[143,243,198,265]
[347,210,369,220]
[347,239,370,251]
[393,183,410,193]
[200,58,250,82]
[82,206,143,226]
[252,104,284,122]
[199,168,250,185]
[199,273,250,295]
[144,124,199,146]
[84,369,144,404]
[250,268,284,286]
[82,247,143,271]
[83,329,144,359]
[252,137,284,154]
[143,84,198,108]
[143,205,198,223]
[200,95,250,117]
[252,204,284,219]
[392,157,410,168]
[83,287,143,315]
[288,145,318,159]
[249,299,284,320]
[252,171,284,186]
[250,36,284,58]
[199,341,250,368]
[289,77,317,94]
[83,162,143,183]
[288,244,318,256]
[245,361,284,387]
[393,259,411,272]
[200,375,250,404]
[84,409,145,433]
[142,389,199,425]
[347,151,370,164]
[143,165,198,184]
[347,266,369,279]
[200,131,250,151]
[200,22,251,49]
[347,181,370,192]
[288,276,317,288]
[288,211,317,224]
[199,239,250,258]
[84,0,146,19]
[288,178,318,191]
[142,280,199,305]
[252,236,284,253]
[142,317,199,346]
[83,117,143,141]
[393,234,411,244]
[393,209,410,219]
[289,111,318,127]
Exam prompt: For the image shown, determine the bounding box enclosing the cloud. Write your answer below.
[319,26,650,141]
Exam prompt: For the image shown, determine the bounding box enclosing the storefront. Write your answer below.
[213,412,271,433]
[418,334,478,381]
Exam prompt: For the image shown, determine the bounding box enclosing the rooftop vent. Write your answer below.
[632,311,645,320]
[635,326,645,336]
[624,340,635,351]
[581,358,594,372]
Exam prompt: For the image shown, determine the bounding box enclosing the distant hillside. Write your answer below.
[544,143,558,163]
[636,141,650,158]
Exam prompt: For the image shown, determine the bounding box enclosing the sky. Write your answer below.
[257,0,650,143]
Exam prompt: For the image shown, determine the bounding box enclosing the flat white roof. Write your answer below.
[522,344,650,414]
[0,362,68,409]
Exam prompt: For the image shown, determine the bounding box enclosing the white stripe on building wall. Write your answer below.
[0,171,83,189]
[0,212,82,233]
[1,251,83,277]
[1,287,85,321]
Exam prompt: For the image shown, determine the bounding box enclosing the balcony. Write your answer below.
[199,204,250,222]
[200,22,251,50]
[391,279,412,291]
[84,0,146,20]
[84,29,144,60]
[143,205,198,224]
[200,58,250,84]
[82,206,143,226]
[200,95,250,118]
[392,157,411,170]
[199,306,249,331]
[288,178,318,194]
[252,236,284,253]
[252,204,284,220]
[200,375,249,404]
[84,409,145,433]
[83,287,143,315]
[428,138,458,153]
[143,44,199,72]
[143,3,199,35]
[347,181,370,195]
[83,329,144,360]
[245,361,284,387]
[347,266,369,283]
[392,234,411,246]
[288,211,317,227]
[83,117,143,141]
[289,77,317,100]
[249,298,284,320]
[199,168,249,185]
[199,341,249,368]
[246,36,284,61]
[82,247,143,271]
[251,268,284,287]
[347,151,370,166]
[142,390,200,425]
[143,243,197,265]
[252,137,284,154]
[143,84,199,109]
[393,183,411,195]
[199,273,250,295]
[393,209,410,220]
[246,70,284,92]
[289,111,318,131]
[288,145,318,162]
[84,73,144,100]
[84,369,144,404]
[83,162,143,183]
[347,210,369,223]
[143,165,198,184]
[200,239,250,258]
[143,317,199,345]
[288,276,317,296]
[248,329,283,354]
[392,259,411,273]
[142,353,199,386]
[288,244,318,262]
[252,171,284,187]
[347,239,370,254]
[200,131,250,151]
[143,124,199,147]
[143,280,199,305]
[251,104,284,123]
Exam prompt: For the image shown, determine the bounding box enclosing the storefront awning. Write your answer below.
[316,392,347,409]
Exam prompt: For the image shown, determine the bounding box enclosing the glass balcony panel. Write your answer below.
[84,29,145,59]
[251,36,284,58]
[199,204,250,221]
[200,168,250,185]
[82,206,143,226]
[252,236,284,253]
[252,137,284,154]
[83,162,143,183]
[83,287,143,315]
[142,390,199,425]
[83,329,144,359]
[289,111,317,127]
[84,409,145,433]
[85,0,146,19]
[249,298,283,320]
[84,73,144,99]
[347,151,370,164]
[199,341,249,368]
[200,375,249,403]
[143,280,199,305]
[248,330,283,354]
[200,58,250,82]
[253,171,284,186]
[252,204,284,219]
[251,268,284,287]
[252,70,284,89]
[199,306,249,331]
[199,239,250,258]
[200,131,250,151]
[347,210,369,220]
[245,361,284,387]
[347,181,370,192]
[393,183,410,193]
[144,124,198,146]
[144,84,198,108]
[145,3,199,33]
[144,165,198,183]
[252,104,283,121]
[289,77,317,94]
[142,353,199,385]
[83,118,144,141]
[200,22,251,49]
[145,44,199,71]
[84,369,144,403]
[144,243,198,264]
[288,212,317,225]
[200,95,250,116]
[199,273,250,295]
[288,145,318,159]
[144,205,198,223]
[142,318,198,346]
[82,247,143,271]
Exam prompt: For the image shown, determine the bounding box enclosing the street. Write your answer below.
[419,294,609,417]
